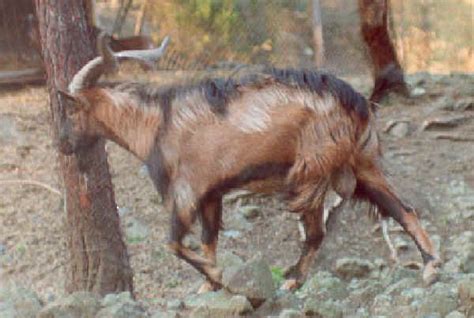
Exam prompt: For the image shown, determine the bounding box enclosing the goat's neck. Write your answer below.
[93,102,160,161]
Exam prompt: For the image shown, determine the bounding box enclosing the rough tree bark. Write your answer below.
[35,0,133,296]
[358,0,409,102]
[311,0,324,67]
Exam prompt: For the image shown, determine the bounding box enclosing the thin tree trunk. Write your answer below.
[134,0,148,35]
[358,0,409,102]
[35,0,133,296]
[312,0,324,67]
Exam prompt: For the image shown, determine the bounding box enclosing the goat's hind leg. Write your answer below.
[282,204,325,290]
[357,170,441,284]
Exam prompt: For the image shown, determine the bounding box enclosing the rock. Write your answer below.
[349,281,384,305]
[381,266,419,286]
[410,87,426,97]
[297,271,348,301]
[0,244,5,256]
[445,311,466,318]
[0,115,25,146]
[454,99,474,111]
[225,213,253,232]
[450,231,473,255]
[222,230,241,238]
[117,206,131,217]
[138,165,150,178]
[279,308,303,318]
[222,256,275,306]
[96,292,147,318]
[217,251,244,281]
[38,291,100,318]
[384,120,411,138]
[239,205,261,220]
[185,290,253,317]
[393,236,410,251]
[421,114,472,131]
[303,298,343,318]
[0,282,42,318]
[416,282,458,317]
[457,275,474,308]
[334,257,374,279]
[370,294,393,316]
[150,310,179,318]
[460,249,474,273]
[182,236,200,251]
[384,277,418,296]
[255,292,300,317]
[124,217,149,243]
[166,299,184,311]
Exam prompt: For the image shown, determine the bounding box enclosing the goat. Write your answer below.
[58,33,441,292]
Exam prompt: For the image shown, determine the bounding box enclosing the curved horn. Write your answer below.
[68,33,170,93]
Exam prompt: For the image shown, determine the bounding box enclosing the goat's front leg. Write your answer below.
[167,202,223,289]
[197,196,223,293]
[282,205,325,290]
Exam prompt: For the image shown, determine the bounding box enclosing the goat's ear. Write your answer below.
[57,89,88,114]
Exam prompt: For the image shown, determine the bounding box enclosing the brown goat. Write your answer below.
[58,33,441,292]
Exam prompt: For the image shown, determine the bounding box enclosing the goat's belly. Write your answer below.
[243,176,287,194]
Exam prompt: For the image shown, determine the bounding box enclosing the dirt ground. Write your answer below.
[0,72,473,311]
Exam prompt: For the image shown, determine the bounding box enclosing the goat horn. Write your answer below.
[68,32,169,93]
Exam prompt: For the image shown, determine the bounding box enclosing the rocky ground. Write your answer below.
[0,72,473,317]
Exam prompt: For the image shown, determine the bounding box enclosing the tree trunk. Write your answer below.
[358,0,409,102]
[35,0,134,296]
[311,0,324,67]
[134,0,148,35]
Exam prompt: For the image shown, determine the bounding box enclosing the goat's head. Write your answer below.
[57,32,169,155]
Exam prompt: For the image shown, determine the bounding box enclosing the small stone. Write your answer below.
[457,275,474,307]
[0,244,5,256]
[239,205,261,220]
[334,257,374,279]
[421,114,471,131]
[124,217,149,243]
[411,87,426,97]
[279,308,302,318]
[183,236,200,251]
[445,311,466,318]
[166,299,184,310]
[97,292,146,318]
[223,230,241,238]
[138,165,149,178]
[185,290,253,317]
[393,236,410,251]
[0,282,42,318]
[297,271,348,300]
[460,249,474,273]
[416,282,458,317]
[222,256,275,306]
[151,310,179,318]
[226,213,253,232]
[385,121,411,138]
[118,206,131,217]
[303,298,343,318]
[218,251,244,281]
[38,291,100,318]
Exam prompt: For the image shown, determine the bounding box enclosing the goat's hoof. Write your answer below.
[422,259,441,286]
[280,279,299,291]
[197,281,219,294]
